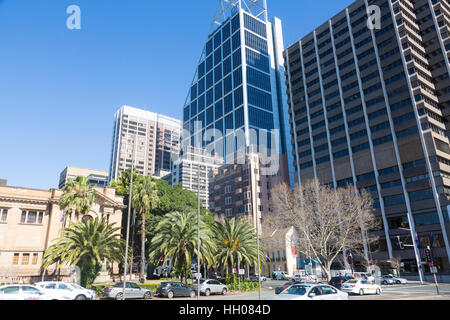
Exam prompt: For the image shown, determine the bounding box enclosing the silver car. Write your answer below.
[103,282,153,300]
[193,279,228,296]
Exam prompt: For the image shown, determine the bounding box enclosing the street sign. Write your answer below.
[232,268,237,274]
[431,266,438,274]
[239,269,245,275]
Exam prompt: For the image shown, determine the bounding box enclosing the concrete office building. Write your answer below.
[172,146,223,209]
[182,0,295,188]
[58,166,109,189]
[0,180,6,187]
[109,106,181,182]
[284,0,450,274]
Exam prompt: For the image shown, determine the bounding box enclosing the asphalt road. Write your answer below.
[151,280,450,301]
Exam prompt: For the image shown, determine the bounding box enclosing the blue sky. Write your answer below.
[0,0,354,190]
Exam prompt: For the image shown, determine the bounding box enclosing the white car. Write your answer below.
[266,284,348,300]
[0,285,71,300]
[35,281,97,300]
[382,274,407,284]
[380,275,396,285]
[341,279,381,296]
[249,274,267,281]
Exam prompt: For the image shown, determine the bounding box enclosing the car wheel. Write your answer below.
[144,292,152,300]
[396,280,401,284]
[205,289,211,297]
[190,291,196,298]
[376,288,381,295]
[75,294,86,300]
[222,288,227,295]
[382,280,387,285]
[115,293,124,300]
[359,289,364,296]
[167,291,174,299]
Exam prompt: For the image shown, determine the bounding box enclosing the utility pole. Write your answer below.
[122,133,137,300]
[256,213,261,300]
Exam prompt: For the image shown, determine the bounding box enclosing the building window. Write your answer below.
[21,253,30,265]
[0,209,7,223]
[244,191,251,200]
[225,185,232,193]
[225,197,233,205]
[21,211,44,224]
[32,253,38,265]
[12,253,19,265]
[225,208,233,217]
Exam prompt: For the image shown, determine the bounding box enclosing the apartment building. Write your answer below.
[109,106,181,182]
[58,166,109,189]
[284,0,450,274]
[172,146,223,209]
[209,151,289,232]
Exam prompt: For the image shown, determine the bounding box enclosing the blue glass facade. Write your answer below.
[183,6,295,188]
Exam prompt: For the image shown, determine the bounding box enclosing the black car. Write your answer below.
[275,281,302,294]
[156,282,196,299]
[328,276,354,290]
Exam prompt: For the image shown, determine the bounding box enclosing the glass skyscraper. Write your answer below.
[182,0,295,187]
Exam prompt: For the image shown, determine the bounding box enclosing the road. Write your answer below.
[156,279,450,300]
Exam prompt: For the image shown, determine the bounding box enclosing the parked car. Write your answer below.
[275,281,302,294]
[192,279,228,296]
[0,285,71,300]
[341,279,382,296]
[272,271,290,280]
[380,275,396,285]
[267,284,348,300]
[249,274,267,281]
[328,276,354,290]
[103,282,153,300]
[156,282,196,299]
[35,281,97,300]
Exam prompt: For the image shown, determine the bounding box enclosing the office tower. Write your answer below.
[172,146,223,209]
[58,166,109,189]
[284,0,450,273]
[109,106,181,182]
[209,151,287,232]
[0,179,6,187]
[182,0,295,188]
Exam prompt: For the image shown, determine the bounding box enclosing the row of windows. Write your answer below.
[12,253,39,265]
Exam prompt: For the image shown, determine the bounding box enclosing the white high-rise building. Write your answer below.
[109,106,181,182]
[172,146,223,209]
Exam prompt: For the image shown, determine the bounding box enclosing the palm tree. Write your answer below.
[60,176,96,225]
[148,210,216,284]
[41,217,125,287]
[132,176,159,282]
[213,218,264,277]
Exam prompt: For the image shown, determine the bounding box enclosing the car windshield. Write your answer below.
[345,280,358,284]
[69,283,84,290]
[281,285,311,296]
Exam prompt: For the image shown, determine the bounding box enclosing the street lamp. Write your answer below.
[122,132,138,300]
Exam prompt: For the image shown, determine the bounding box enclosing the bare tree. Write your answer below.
[265,179,380,281]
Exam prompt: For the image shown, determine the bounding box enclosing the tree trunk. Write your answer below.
[140,210,146,283]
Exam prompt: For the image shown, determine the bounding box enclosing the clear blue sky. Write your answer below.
[0,0,354,190]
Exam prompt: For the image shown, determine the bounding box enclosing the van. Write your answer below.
[272,271,290,280]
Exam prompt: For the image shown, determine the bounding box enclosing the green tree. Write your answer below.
[213,218,265,276]
[148,210,216,283]
[41,217,125,287]
[59,176,96,225]
[132,176,159,283]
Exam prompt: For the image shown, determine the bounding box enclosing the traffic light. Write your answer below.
[424,247,433,263]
